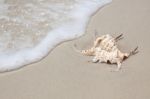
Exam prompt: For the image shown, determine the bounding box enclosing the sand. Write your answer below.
[0,0,150,99]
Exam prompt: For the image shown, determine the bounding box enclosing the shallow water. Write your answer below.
[0,0,112,72]
[0,0,74,53]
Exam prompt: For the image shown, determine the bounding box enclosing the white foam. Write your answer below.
[0,0,112,72]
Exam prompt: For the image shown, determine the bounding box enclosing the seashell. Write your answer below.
[74,33,138,71]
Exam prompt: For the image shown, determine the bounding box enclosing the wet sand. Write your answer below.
[0,0,150,99]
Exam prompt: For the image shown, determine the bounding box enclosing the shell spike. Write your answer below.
[115,34,124,41]
[130,46,139,56]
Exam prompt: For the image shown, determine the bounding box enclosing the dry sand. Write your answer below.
[0,0,150,99]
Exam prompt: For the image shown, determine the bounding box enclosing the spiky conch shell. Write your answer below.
[74,34,138,71]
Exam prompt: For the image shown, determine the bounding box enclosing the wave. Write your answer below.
[0,0,112,72]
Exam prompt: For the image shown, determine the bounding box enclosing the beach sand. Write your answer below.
[0,0,150,99]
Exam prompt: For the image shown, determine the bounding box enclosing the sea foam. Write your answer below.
[0,0,112,72]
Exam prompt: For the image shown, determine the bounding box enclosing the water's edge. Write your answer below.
[0,0,112,73]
